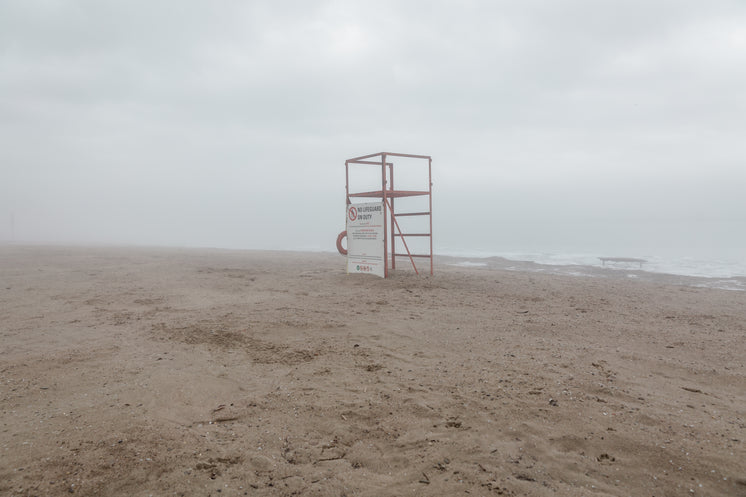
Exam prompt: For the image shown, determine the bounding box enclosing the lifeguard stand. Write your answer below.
[344,152,433,277]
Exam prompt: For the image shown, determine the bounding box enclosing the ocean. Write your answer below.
[438,249,746,291]
[434,219,746,290]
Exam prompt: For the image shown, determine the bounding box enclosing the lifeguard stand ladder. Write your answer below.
[345,152,433,277]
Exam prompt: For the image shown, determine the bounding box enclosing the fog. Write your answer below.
[2,1,745,262]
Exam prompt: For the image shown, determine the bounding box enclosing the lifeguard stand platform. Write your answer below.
[341,152,433,277]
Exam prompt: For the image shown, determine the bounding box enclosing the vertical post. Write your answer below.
[389,162,395,270]
[345,161,350,206]
[429,157,433,275]
[381,153,388,278]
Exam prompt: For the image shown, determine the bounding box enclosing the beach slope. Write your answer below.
[1,246,744,496]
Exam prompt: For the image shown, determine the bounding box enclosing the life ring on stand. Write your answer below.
[336,231,347,255]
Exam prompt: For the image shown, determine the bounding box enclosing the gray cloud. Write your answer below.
[1,1,744,256]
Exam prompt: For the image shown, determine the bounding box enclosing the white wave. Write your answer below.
[449,261,488,267]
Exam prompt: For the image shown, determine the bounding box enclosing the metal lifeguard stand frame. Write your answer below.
[345,152,433,277]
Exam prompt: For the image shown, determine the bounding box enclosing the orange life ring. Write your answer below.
[336,231,347,255]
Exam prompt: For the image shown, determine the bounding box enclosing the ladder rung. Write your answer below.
[394,211,431,217]
[394,233,430,237]
[393,253,432,258]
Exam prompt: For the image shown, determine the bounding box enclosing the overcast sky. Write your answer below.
[1,1,745,257]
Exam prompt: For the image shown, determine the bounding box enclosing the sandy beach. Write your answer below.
[1,245,744,497]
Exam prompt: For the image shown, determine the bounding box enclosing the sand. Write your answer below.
[1,245,744,497]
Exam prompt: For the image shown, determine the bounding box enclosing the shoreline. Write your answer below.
[3,242,744,290]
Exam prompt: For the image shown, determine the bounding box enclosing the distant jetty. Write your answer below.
[599,257,647,268]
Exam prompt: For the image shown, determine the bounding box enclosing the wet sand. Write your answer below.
[1,245,744,496]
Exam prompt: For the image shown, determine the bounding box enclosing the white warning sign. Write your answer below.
[346,202,385,278]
